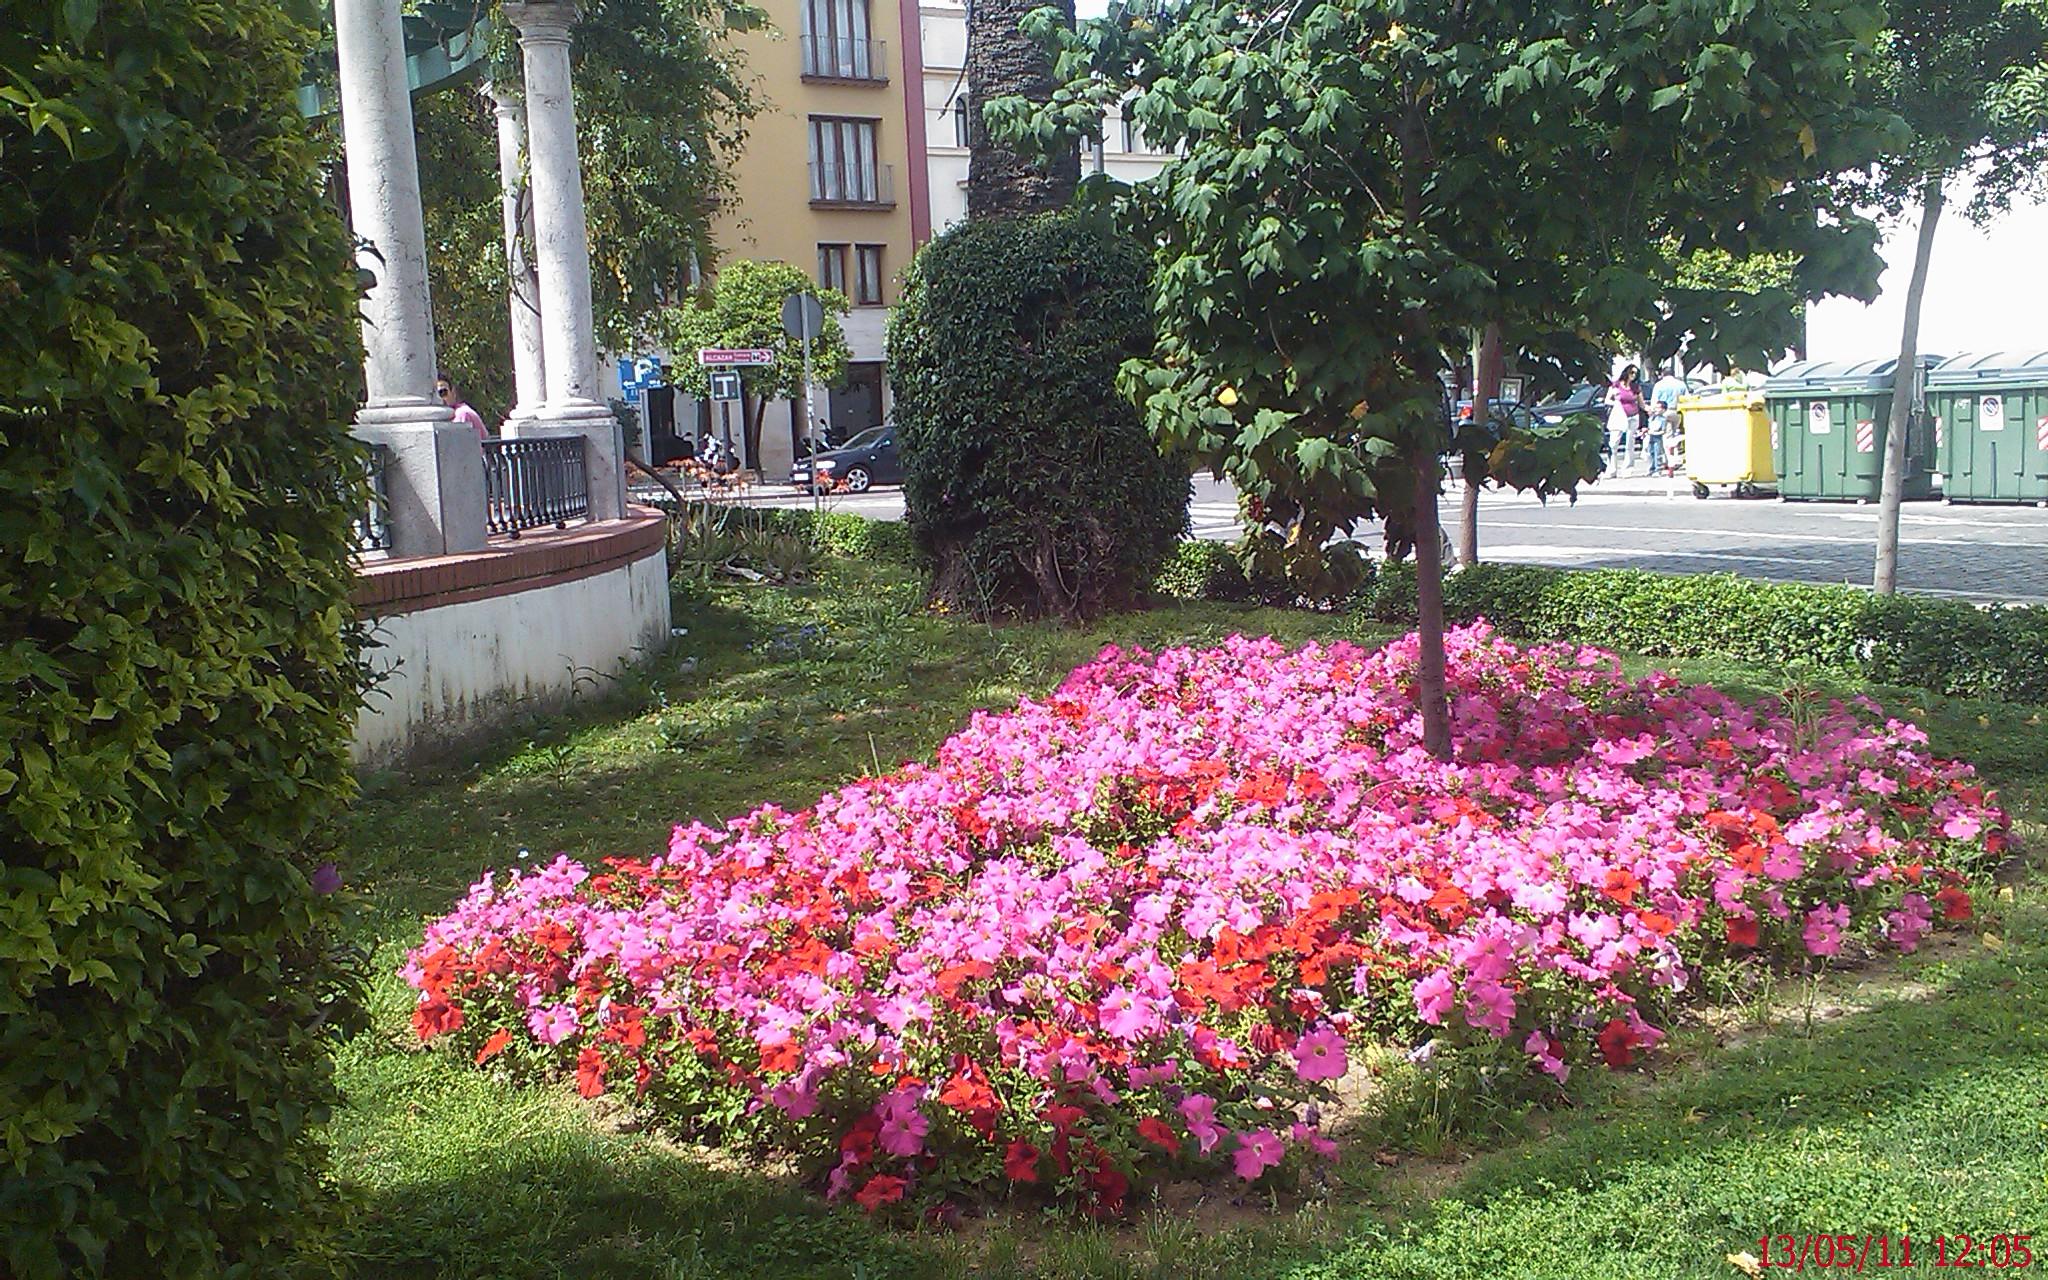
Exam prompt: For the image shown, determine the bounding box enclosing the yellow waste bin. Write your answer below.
[1679,390,1777,498]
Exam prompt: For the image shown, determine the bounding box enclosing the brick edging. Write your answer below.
[352,508,668,618]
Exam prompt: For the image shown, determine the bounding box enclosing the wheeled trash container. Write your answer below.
[1678,389,1776,498]
[1764,356,1940,502]
[1925,350,2048,505]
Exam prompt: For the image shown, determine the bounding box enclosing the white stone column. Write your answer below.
[502,1,627,521]
[335,0,485,556]
[487,81,548,427]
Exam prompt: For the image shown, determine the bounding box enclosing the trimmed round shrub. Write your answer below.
[888,209,1190,620]
[1,4,368,1275]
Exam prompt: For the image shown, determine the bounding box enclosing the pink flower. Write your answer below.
[1413,969,1456,1025]
[877,1088,929,1157]
[1231,1128,1285,1180]
[1941,812,1982,840]
[1802,903,1850,957]
[1290,1121,1339,1161]
[1291,1024,1348,1083]
[526,1002,578,1045]
[1100,986,1163,1042]
[1179,1093,1225,1153]
[1886,892,1932,952]
[1523,1030,1569,1083]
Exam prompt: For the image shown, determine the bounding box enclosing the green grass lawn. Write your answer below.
[331,558,2048,1279]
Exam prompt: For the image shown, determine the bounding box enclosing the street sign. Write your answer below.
[781,292,826,341]
[708,370,743,402]
[618,355,664,395]
[698,347,777,367]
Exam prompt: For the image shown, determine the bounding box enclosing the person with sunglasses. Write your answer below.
[435,373,487,443]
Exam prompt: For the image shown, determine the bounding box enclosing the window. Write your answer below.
[809,117,887,205]
[817,243,849,294]
[1121,112,1144,154]
[801,0,880,79]
[952,94,970,147]
[854,244,884,305]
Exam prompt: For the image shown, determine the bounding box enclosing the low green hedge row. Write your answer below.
[1360,560,2048,705]
[661,505,919,566]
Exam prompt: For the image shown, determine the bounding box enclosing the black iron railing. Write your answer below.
[483,436,589,538]
[354,442,392,553]
[800,34,887,81]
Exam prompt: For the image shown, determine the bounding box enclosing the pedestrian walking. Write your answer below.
[437,373,488,443]
[1607,364,1644,476]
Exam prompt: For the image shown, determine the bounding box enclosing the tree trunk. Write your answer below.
[1874,176,1945,595]
[1413,457,1452,758]
[1460,322,1503,566]
[965,0,1079,219]
[743,394,765,473]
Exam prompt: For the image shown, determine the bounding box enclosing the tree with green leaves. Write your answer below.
[1862,0,2048,595]
[406,0,761,420]
[1003,0,1887,754]
[654,259,852,468]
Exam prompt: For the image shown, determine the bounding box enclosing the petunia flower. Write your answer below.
[1231,1128,1285,1180]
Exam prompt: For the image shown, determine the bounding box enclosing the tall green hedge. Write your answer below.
[1,4,368,1275]
[888,209,1190,621]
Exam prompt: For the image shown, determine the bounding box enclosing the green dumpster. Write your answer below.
[1763,356,1940,502]
[1925,350,2048,505]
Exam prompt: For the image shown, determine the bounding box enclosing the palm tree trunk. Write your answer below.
[1874,175,1945,595]
[965,0,1079,219]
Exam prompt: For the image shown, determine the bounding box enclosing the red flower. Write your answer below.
[840,1115,881,1163]
[576,1047,605,1097]
[1003,1140,1040,1182]
[1601,868,1641,907]
[411,997,463,1040]
[1935,885,1973,922]
[855,1173,908,1212]
[1636,910,1676,937]
[1731,843,1765,874]
[1724,916,1759,949]
[1136,1116,1180,1155]
[1086,1154,1129,1215]
[937,1058,1000,1115]
[758,1038,802,1075]
[1596,1018,1635,1069]
[1043,1102,1085,1134]
[474,1028,512,1064]
[1235,767,1289,806]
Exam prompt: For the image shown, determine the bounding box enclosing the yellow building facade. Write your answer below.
[700,0,930,480]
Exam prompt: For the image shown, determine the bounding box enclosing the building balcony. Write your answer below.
[809,162,896,209]
[801,35,889,83]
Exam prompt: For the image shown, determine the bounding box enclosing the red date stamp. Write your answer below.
[1750,1233,2035,1271]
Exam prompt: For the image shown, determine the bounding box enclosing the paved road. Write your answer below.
[644,474,2048,604]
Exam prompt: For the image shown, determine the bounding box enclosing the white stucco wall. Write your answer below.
[352,548,672,765]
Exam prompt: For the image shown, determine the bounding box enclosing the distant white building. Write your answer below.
[1805,179,2048,364]
[918,0,1175,231]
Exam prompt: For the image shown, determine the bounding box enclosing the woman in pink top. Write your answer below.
[1606,364,1642,476]
[437,372,488,442]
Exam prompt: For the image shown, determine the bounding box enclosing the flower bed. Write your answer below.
[407,625,2005,1215]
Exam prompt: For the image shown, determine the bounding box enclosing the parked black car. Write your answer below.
[1530,383,1610,425]
[790,424,901,494]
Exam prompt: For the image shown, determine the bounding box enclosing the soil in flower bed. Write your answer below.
[403,624,2006,1218]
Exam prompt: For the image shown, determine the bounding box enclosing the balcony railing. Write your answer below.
[354,442,391,553]
[800,34,887,82]
[808,161,895,208]
[483,436,589,538]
